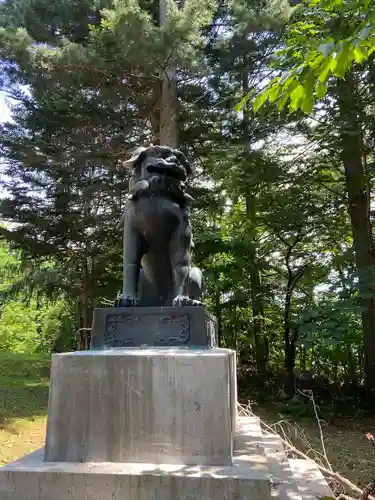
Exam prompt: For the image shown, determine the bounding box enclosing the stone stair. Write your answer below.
[238,416,334,500]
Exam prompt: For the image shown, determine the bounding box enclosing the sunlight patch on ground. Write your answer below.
[0,416,46,466]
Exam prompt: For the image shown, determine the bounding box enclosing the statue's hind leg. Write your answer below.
[170,215,202,307]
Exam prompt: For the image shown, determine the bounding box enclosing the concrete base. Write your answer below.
[0,418,271,500]
[44,348,237,465]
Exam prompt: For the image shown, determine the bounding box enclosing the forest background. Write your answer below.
[1,0,375,476]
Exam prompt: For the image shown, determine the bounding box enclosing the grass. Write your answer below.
[0,352,50,465]
[0,351,374,491]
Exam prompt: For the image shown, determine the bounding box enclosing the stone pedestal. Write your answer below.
[44,348,237,465]
[0,344,273,499]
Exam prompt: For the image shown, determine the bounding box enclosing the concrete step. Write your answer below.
[289,458,334,500]
[262,434,302,500]
[0,419,272,500]
[249,415,333,500]
[235,416,265,456]
[236,416,302,500]
[0,450,272,500]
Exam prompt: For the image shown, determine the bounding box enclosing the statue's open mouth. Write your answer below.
[146,160,187,181]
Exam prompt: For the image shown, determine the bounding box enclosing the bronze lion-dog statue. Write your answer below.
[116,145,203,307]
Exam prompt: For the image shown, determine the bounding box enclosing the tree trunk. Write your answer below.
[77,255,92,350]
[214,280,222,346]
[246,192,267,372]
[300,347,306,372]
[337,75,375,397]
[284,284,295,374]
[347,345,358,387]
[282,234,308,385]
[280,232,302,374]
[242,63,268,373]
[233,305,238,353]
[249,240,268,373]
[159,0,178,147]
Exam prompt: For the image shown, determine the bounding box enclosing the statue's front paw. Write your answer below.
[191,299,204,307]
[116,296,137,307]
[173,295,190,307]
[173,295,204,307]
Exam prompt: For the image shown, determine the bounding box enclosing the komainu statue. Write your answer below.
[117,145,203,307]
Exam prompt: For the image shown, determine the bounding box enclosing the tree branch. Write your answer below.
[238,403,375,500]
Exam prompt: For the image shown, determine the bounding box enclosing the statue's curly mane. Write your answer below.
[126,145,193,205]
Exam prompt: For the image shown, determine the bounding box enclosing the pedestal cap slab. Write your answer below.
[90,306,218,348]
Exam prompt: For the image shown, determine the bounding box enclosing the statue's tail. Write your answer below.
[188,267,203,301]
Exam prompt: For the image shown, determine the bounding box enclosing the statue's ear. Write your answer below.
[122,146,147,168]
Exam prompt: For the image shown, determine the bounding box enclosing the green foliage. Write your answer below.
[0,351,50,424]
[37,300,76,353]
[0,301,38,352]
[237,0,375,113]
[0,239,76,354]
